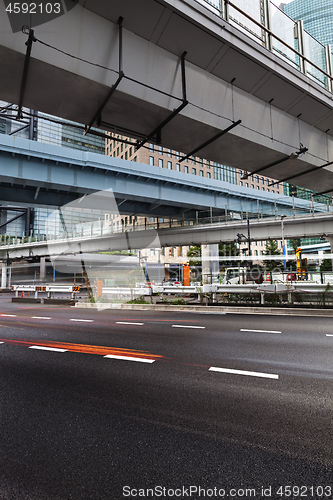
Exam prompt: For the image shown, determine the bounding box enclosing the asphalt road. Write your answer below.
[1,296,333,500]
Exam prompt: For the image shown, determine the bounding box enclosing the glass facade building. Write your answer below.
[0,101,106,237]
[283,0,333,47]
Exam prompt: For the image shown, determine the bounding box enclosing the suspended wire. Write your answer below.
[35,38,119,76]
[16,34,332,196]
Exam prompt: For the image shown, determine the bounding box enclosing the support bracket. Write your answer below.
[17,27,37,119]
[135,52,188,151]
[84,17,124,137]
[179,119,242,162]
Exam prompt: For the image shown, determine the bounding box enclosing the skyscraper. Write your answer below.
[283,0,333,47]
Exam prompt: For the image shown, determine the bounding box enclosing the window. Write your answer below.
[245,183,248,187]
[261,177,264,184]
[256,176,259,182]
[200,170,204,176]
[207,172,211,178]
[266,179,269,185]
[167,149,172,157]
[184,166,188,173]
[262,187,265,191]
[240,181,243,186]
[192,168,196,175]
[192,156,196,164]
[159,146,163,154]
[150,248,155,256]
[254,250,258,256]
[251,184,254,189]
[149,156,154,166]
[176,163,180,171]
[149,143,154,152]
[167,161,172,170]
[207,161,211,169]
[159,159,163,168]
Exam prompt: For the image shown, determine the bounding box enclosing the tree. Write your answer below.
[320,259,333,272]
[263,240,284,272]
[219,242,240,268]
[187,245,201,267]
[289,239,301,253]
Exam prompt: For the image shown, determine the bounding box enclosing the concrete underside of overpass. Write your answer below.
[1,0,333,194]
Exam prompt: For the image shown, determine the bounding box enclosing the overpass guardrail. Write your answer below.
[198,0,333,94]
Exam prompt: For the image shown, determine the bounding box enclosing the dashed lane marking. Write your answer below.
[29,345,68,352]
[31,316,52,320]
[240,329,281,334]
[209,366,279,379]
[172,325,205,329]
[69,319,94,322]
[1,314,17,317]
[116,322,144,326]
[104,354,155,363]
[326,334,333,336]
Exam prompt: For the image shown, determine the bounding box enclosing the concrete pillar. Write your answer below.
[201,244,219,284]
[1,263,7,288]
[1,261,11,289]
[40,256,46,281]
[326,237,333,269]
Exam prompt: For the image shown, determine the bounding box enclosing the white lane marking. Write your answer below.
[104,354,155,363]
[116,322,144,325]
[240,328,281,334]
[0,341,4,344]
[31,316,52,320]
[209,366,279,379]
[172,325,205,329]
[29,346,67,352]
[326,334,333,336]
[1,314,17,317]
[69,319,94,322]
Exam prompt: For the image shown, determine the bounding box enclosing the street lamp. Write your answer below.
[281,214,287,272]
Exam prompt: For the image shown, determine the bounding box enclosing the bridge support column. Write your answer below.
[40,257,46,281]
[201,244,219,284]
[1,261,11,289]
[325,237,333,269]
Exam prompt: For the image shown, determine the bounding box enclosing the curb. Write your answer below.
[74,302,333,317]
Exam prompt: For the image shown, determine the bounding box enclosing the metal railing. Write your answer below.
[1,202,333,248]
[196,0,333,93]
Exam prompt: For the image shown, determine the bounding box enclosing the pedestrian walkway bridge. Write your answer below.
[1,210,333,260]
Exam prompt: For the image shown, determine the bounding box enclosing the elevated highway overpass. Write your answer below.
[1,0,333,194]
[0,134,319,218]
